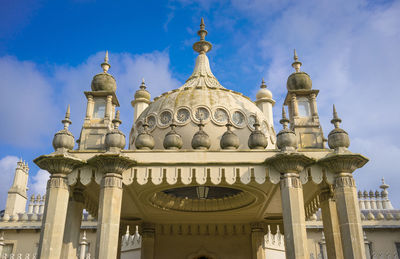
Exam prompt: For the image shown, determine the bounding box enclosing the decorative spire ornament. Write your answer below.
[292,49,302,72]
[101,50,111,73]
[62,104,72,130]
[193,18,212,54]
[52,105,75,151]
[327,105,350,151]
[276,105,297,151]
[192,119,211,150]
[140,78,146,90]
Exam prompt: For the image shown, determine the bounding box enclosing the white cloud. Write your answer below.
[0,156,19,209]
[29,169,48,196]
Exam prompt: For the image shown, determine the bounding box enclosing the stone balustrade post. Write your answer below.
[319,185,344,259]
[320,153,368,259]
[61,185,85,258]
[250,222,266,259]
[141,223,155,259]
[88,154,135,259]
[34,154,83,259]
[267,153,314,259]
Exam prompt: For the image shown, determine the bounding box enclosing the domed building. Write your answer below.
[1,19,400,259]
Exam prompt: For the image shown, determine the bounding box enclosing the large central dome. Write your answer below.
[129,19,275,150]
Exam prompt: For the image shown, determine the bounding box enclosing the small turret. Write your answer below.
[255,79,275,125]
[276,106,297,152]
[191,120,211,150]
[163,121,183,150]
[248,118,268,150]
[220,123,239,150]
[105,110,126,152]
[52,105,75,152]
[135,120,155,150]
[132,79,151,123]
[327,105,350,152]
[91,51,117,92]
[287,49,312,91]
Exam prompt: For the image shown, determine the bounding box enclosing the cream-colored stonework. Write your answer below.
[1,19,400,259]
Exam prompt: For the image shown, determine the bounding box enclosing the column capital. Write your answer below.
[88,154,136,175]
[266,152,315,174]
[250,222,266,232]
[319,153,368,174]
[34,154,84,175]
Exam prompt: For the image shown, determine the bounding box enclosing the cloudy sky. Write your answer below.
[0,0,399,207]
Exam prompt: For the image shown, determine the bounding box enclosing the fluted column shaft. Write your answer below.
[280,172,309,259]
[141,223,155,259]
[61,186,85,258]
[96,172,123,259]
[38,174,70,259]
[320,187,344,259]
[334,172,366,259]
[251,223,266,259]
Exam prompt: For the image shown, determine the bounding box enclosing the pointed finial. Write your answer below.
[380,177,389,190]
[101,50,111,73]
[140,78,147,90]
[280,106,289,129]
[112,110,122,129]
[126,225,130,235]
[62,104,72,130]
[331,104,342,128]
[292,49,302,72]
[260,78,267,89]
[82,230,87,240]
[193,18,212,54]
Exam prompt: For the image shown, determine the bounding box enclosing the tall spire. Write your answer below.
[280,105,289,129]
[180,18,222,89]
[331,104,342,128]
[62,104,72,130]
[292,49,302,72]
[101,50,111,73]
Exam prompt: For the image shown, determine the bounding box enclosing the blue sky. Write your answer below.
[0,0,399,207]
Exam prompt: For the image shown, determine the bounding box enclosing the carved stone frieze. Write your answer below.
[88,154,136,175]
[318,153,368,174]
[102,173,123,188]
[48,174,69,189]
[266,152,315,174]
[335,173,356,188]
[280,173,302,189]
[34,154,84,175]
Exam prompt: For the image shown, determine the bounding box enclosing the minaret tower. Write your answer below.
[132,79,151,123]
[78,51,120,150]
[4,159,29,217]
[256,78,275,126]
[284,49,325,148]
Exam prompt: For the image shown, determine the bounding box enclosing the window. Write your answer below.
[93,99,106,119]
[297,97,311,117]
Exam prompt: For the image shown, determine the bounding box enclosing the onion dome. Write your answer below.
[276,106,297,151]
[248,118,268,149]
[134,79,151,102]
[287,49,312,91]
[91,51,117,92]
[327,105,350,151]
[191,120,211,150]
[53,105,75,152]
[105,110,126,151]
[220,123,240,150]
[135,121,155,150]
[256,79,273,100]
[163,121,183,150]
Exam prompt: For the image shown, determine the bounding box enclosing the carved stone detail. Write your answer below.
[34,154,84,175]
[266,153,315,174]
[48,175,69,189]
[88,154,136,175]
[335,173,355,188]
[102,173,123,189]
[319,153,368,174]
[280,173,302,188]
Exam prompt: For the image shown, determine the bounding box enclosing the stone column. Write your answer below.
[320,154,368,259]
[34,155,83,259]
[61,185,85,258]
[251,223,266,259]
[267,153,313,259]
[319,185,343,259]
[105,95,113,121]
[141,223,155,259]
[89,154,135,259]
[290,93,298,117]
[309,93,318,117]
[85,94,94,121]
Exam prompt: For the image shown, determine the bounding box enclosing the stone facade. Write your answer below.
[1,19,399,259]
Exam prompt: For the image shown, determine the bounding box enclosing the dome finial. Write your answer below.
[101,50,111,73]
[140,78,147,90]
[112,110,122,129]
[331,104,342,128]
[292,49,302,72]
[62,104,72,130]
[193,18,212,54]
[260,78,267,89]
[280,106,289,129]
[380,177,389,190]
